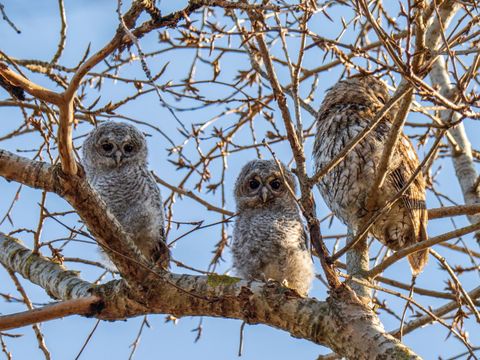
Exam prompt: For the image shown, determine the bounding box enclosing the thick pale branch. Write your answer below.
[0,234,93,299]
[0,149,153,282]
[0,235,420,359]
[424,1,459,51]
[430,62,480,229]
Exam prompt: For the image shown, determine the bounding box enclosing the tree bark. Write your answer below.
[0,232,420,359]
[427,1,480,240]
[0,149,157,283]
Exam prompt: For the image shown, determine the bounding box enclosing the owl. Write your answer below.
[313,75,428,275]
[82,122,169,269]
[232,160,314,296]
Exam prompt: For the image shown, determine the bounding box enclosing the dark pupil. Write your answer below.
[270,179,281,190]
[249,179,260,190]
[124,144,134,153]
[102,143,113,152]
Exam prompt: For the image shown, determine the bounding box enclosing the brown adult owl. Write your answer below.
[313,75,428,275]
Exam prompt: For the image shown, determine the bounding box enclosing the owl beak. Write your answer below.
[260,187,269,203]
[114,150,123,165]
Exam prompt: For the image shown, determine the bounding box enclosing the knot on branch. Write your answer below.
[90,279,149,320]
[51,162,85,196]
[238,285,257,324]
[327,284,372,316]
[0,72,25,100]
[84,297,106,318]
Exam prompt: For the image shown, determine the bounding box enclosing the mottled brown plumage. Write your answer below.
[313,75,428,274]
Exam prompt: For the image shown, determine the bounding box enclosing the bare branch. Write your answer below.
[0,234,421,359]
[428,204,480,219]
[0,297,100,332]
[0,149,155,281]
[0,63,62,104]
[368,220,480,278]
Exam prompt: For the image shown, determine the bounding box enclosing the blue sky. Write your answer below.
[0,1,479,359]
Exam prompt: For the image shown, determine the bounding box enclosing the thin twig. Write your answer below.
[74,319,101,360]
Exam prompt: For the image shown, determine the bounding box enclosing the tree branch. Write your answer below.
[0,234,93,299]
[368,220,480,278]
[248,9,340,289]
[393,286,480,337]
[425,1,480,240]
[0,234,421,359]
[428,204,480,219]
[0,63,62,105]
[0,149,155,282]
[0,297,100,331]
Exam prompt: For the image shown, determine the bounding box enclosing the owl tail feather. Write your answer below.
[407,249,429,275]
[408,215,429,275]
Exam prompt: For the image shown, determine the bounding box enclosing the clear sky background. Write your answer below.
[0,1,479,359]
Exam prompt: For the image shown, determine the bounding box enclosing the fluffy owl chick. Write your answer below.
[82,122,169,269]
[232,160,314,296]
[313,75,428,275]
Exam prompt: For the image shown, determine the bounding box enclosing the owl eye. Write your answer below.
[249,179,260,190]
[269,179,282,190]
[376,94,386,104]
[102,143,114,152]
[123,144,134,153]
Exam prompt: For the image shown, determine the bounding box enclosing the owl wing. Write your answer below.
[151,225,170,270]
[146,172,170,269]
[388,135,427,238]
[387,135,428,274]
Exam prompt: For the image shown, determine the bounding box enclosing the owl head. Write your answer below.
[321,74,392,112]
[234,160,296,210]
[82,122,148,171]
